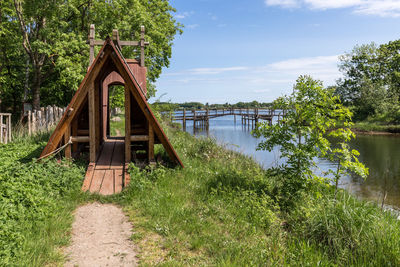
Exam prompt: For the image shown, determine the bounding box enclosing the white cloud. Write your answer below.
[174,11,194,19]
[265,0,400,17]
[189,66,248,75]
[187,24,199,29]
[253,89,272,93]
[304,0,363,9]
[156,55,342,102]
[267,55,338,71]
[208,12,218,20]
[265,0,299,8]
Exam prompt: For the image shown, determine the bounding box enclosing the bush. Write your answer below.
[289,190,400,265]
[0,134,85,265]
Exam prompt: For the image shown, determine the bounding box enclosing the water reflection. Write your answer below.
[180,115,400,209]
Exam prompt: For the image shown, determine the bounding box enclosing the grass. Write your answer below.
[352,121,400,133]
[110,113,125,136]
[1,121,400,266]
[114,122,400,266]
[0,132,88,266]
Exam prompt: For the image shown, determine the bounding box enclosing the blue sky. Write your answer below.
[153,0,400,104]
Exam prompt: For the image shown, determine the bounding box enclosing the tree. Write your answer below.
[0,0,25,115]
[336,40,400,121]
[6,0,181,112]
[336,43,381,104]
[254,76,368,206]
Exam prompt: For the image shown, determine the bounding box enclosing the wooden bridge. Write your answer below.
[170,108,287,131]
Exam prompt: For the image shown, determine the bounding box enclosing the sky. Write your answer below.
[153,0,400,104]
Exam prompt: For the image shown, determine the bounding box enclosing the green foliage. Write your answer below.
[109,113,125,136]
[254,75,367,206]
[0,0,182,114]
[109,85,125,109]
[289,191,400,265]
[0,133,85,265]
[116,121,400,266]
[337,40,400,122]
[0,117,398,266]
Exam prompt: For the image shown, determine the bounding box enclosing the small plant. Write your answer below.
[254,75,368,206]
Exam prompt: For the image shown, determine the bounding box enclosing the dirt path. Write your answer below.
[64,202,138,267]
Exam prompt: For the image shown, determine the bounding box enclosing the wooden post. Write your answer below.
[64,125,71,159]
[148,122,154,163]
[37,111,42,131]
[7,115,11,143]
[72,118,78,153]
[32,111,36,133]
[0,115,3,144]
[193,110,196,132]
[89,24,95,67]
[183,108,186,131]
[89,83,97,163]
[140,26,145,67]
[124,86,131,163]
[206,108,209,127]
[28,110,32,136]
[45,107,49,130]
[95,83,101,150]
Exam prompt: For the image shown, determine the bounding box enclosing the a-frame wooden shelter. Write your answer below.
[40,34,183,195]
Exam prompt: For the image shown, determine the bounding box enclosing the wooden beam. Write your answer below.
[120,40,140,46]
[71,136,90,143]
[64,125,71,158]
[124,85,131,163]
[130,135,149,141]
[72,118,78,152]
[140,26,145,67]
[109,44,183,167]
[95,81,101,150]
[92,39,143,46]
[39,46,111,158]
[112,29,121,48]
[148,123,154,163]
[89,82,96,163]
[89,24,95,66]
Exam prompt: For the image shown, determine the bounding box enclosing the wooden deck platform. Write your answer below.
[82,139,130,195]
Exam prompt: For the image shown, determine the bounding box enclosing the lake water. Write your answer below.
[178,115,400,209]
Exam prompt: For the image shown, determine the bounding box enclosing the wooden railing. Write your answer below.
[0,113,12,144]
[26,106,66,135]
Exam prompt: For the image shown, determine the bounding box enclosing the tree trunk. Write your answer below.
[32,65,41,110]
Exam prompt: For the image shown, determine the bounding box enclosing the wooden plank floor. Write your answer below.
[82,139,130,195]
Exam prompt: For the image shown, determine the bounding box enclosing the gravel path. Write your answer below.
[64,202,138,267]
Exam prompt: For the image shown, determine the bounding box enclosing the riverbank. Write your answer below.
[352,122,400,135]
[1,123,400,266]
[117,121,400,265]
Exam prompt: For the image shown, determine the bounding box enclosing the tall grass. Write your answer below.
[0,132,86,266]
[115,122,400,266]
[1,120,399,266]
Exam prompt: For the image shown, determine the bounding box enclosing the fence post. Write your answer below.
[38,111,42,131]
[0,114,3,144]
[32,111,36,133]
[28,110,32,135]
[7,114,11,143]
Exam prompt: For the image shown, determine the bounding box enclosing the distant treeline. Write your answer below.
[334,40,400,124]
[151,101,273,111]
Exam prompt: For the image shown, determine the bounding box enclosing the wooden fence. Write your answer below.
[0,113,12,144]
[27,106,66,135]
